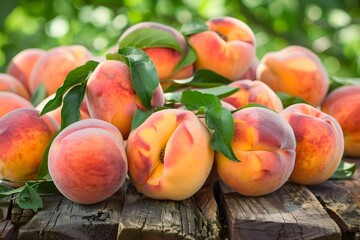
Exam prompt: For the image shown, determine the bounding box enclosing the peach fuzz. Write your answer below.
[215,107,296,196]
[321,85,360,157]
[222,80,284,112]
[36,94,90,125]
[188,16,256,81]
[29,45,92,96]
[257,45,329,107]
[126,109,214,200]
[6,48,46,92]
[0,108,59,187]
[118,22,194,88]
[48,119,127,204]
[85,60,164,139]
[280,103,344,185]
[0,92,34,118]
[0,73,31,100]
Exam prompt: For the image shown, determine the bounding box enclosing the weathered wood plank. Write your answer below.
[308,158,360,240]
[0,198,14,240]
[118,181,221,240]
[218,181,341,240]
[17,189,124,240]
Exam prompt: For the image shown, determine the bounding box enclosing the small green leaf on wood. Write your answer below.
[18,185,43,212]
[180,20,209,36]
[32,82,47,106]
[40,60,99,115]
[119,28,183,53]
[330,160,356,180]
[118,47,159,110]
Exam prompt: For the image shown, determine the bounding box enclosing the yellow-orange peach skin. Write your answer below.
[0,92,34,118]
[126,109,214,200]
[48,119,128,204]
[257,45,329,107]
[216,107,296,196]
[0,109,59,187]
[188,16,256,81]
[321,85,360,157]
[85,60,164,139]
[280,103,344,185]
[0,73,31,100]
[222,80,283,112]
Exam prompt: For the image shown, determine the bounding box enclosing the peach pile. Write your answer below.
[0,14,355,207]
[48,119,128,204]
[215,107,296,196]
[281,103,344,185]
[321,86,360,157]
[0,109,59,187]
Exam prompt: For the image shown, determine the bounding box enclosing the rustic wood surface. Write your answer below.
[217,181,341,240]
[308,158,360,240]
[117,181,221,240]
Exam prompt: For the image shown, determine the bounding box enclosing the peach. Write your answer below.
[85,60,164,139]
[6,48,46,91]
[222,80,284,112]
[48,119,127,204]
[215,107,296,196]
[126,109,214,200]
[188,16,256,81]
[118,22,194,89]
[0,108,59,187]
[29,45,93,96]
[0,73,31,100]
[321,85,360,157]
[280,103,344,185]
[0,92,34,118]
[239,57,258,80]
[36,94,90,125]
[257,45,329,107]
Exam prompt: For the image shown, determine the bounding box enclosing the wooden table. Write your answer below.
[1,159,359,240]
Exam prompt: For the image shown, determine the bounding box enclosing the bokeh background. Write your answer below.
[0,0,359,78]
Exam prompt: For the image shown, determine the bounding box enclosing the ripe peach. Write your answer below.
[48,119,127,204]
[222,80,284,112]
[0,108,59,187]
[36,94,90,125]
[118,22,194,88]
[126,109,214,200]
[280,103,344,185]
[215,107,296,196]
[239,57,258,80]
[0,73,31,100]
[29,45,93,96]
[188,16,256,80]
[257,45,329,107]
[6,48,46,91]
[85,60,164,139]
[321,85,360,157]
[0,92,34,118]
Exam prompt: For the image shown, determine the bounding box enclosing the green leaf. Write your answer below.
[119,28,183,53]
[40,60,99,116]
[189,69,232,87]
[235,103,274,112]
[131,109,153,131]
[276,91,307,108]
[180,89,222,110]
[28,180,59,194]
[60,82,87,130]
[206,106,239,162]
[0,185,25,198]
[118,47,159,110]
[180,20,209,36]
[174,46,196,74]
[330,160,356,180]
[329,76,360,92]
[164,85,239,102]
[0,184,13,193]
[18,185,43,212]
[180,90,239,162]
[36,131,59,180]
[31,82,46,106]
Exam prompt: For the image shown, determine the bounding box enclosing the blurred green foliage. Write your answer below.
[0,0,359,77]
